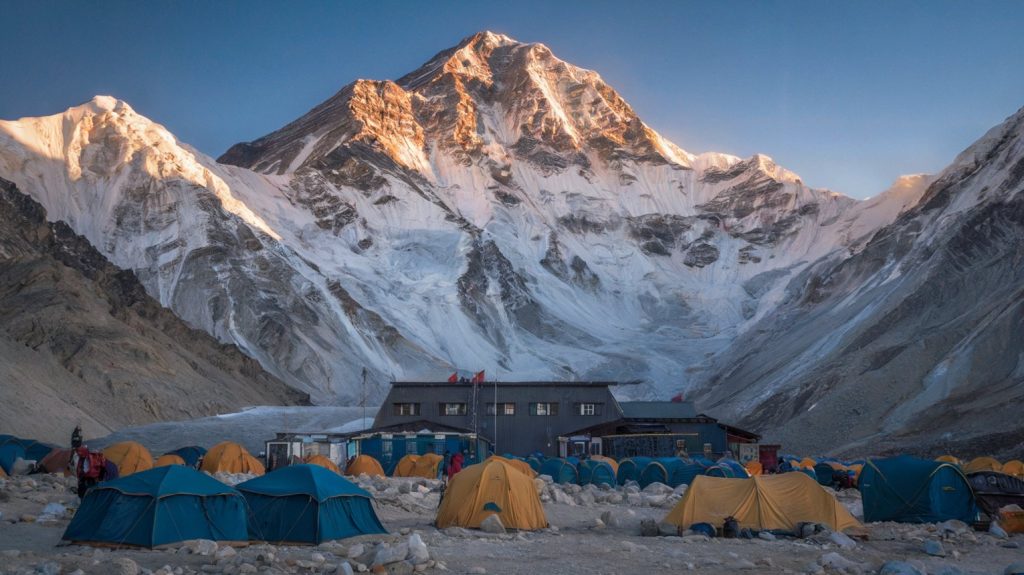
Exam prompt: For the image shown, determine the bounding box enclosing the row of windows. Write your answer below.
[392,402,603,416]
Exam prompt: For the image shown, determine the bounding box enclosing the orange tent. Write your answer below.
[590,455,619,474]
[486,456,536,478]
[1003,460,1024,479]
[799,457,817,470]
[154,454,186,467]
[39,448,73,475]
[200,441,265,475]
[936,455,961,466]
[435,458,548,530]
[304,454,341,474]
[964,457,1002,474]
[102,441,154,476]
[393,454,420,477]
[346,454,385,477]
[0,465,7,478]
[393,453,444,478]
[744,461,763,476]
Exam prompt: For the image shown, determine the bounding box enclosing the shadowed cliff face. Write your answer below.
[0,177,306,443]
[691,107,1024,459]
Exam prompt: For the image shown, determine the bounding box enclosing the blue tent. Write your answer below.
[639,458,705,488]
[525,456,544,474]
[0,442,25,475]
[716,459,750,478]
[168,446,207,467]
[578,460,615,487]
[238,464,386,544]
[539,459,578,484]
[814,462,840,486]
[62,465,247,548]
[859,456,977,523]
[616,457,652,486]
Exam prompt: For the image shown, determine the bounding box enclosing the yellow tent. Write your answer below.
[590,455,618,474]
[936,455,961,466]
[744,461,763,476]
[393,454,420,477]
[663,473,861,533]
[1003,460,1024,479]
[102,441,154,476]
[436,458,548,530]
[154,454,186,467]
[848,463,864,485]
[346,454,385,477]
[0,465,7,478]
[200,441,265,475]
[798,457,817,470]
[304,454,341,474]
[486,456,536,478]
[964,457,1002,474]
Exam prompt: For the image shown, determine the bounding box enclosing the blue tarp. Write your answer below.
[859,455,977,524]
[62,466,247,548]
[578,460,615,487]
[640,458,705,488]
[616,457,652,486]
[168,446,207,467]
[539,459,578,484]
[237,464,386,544]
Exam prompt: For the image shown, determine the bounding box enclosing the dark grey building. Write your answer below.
[372,381,621,457]
[562,400,761,459]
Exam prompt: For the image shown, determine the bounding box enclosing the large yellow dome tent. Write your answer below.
[346,454,385,477]
[664,473,861,533]
[200,442,265,475]
[486,456,536,478]
[936,455,961,466]
[304,454,341,474]
[436,458,548,530]
[1003,460,1024,479]
[102,441,154,476]
[964,457,1002,474]
[154,454,186,467]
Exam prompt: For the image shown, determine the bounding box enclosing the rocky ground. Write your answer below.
[0,472,1021,575]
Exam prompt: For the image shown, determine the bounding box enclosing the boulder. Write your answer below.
[407,533,429,564]
[373,542,409,567]
[639,519,659,537]
[938,519,970,536]
[600,510,621,528]
[347,544,365,559]
[480,514,506,534]
[642,482,671,495]
[215,546,237,560]
[1005,563,1024,575]
[990,522,1009,539]
[183,539,219,556]
[758,531,776,541]
[817,553,863,574]
[879,561,925,575]
[829,531,857,549]
[111,558,140,575]
[658,522,679,536]
[922,539,946,557]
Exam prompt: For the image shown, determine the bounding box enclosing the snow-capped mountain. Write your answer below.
[692,107,1024,457]
[1,30,1012,451]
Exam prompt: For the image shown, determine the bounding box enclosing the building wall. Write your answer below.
[373,383,621,457]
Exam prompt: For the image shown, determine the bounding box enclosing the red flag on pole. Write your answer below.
[471,370,485,384]
[670,393,684,403]
[447,372,458,383]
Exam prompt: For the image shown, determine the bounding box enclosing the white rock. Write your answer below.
[215,546,237,560]
[829,531,857,549]
[480,514,506,534]
[407,533,429,564]
[112,558,140,575]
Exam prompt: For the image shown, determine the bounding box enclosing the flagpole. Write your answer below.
[493,377,497,454]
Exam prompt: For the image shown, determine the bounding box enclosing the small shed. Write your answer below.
[265,433,352,472]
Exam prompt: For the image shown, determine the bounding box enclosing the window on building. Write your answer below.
[393,403,420,416]
[485,402,516,415]
[439,402,467,416]
[529,402,559,416]
[575,402,602,416]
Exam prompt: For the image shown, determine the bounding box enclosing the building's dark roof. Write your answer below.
[620,401,700,420]
[360,420,477,435]
[390,381,622,388]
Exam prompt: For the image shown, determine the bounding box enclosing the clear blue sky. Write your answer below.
[3,0,1023,198]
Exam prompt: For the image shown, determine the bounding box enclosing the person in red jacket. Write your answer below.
[448,451,464,479]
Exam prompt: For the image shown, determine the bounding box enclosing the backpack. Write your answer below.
[78,450,106,480]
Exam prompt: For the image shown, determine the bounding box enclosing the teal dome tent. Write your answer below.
[616,457,652,485]
[859,456,977,524]
[238,464,386,544]
[539,458,578,484]
[62,466,247,548]
[578,460,615,487]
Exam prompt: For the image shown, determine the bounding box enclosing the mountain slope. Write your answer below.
[0,177,304,444]
[0,32,959,418]
[692,107,1024,458]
